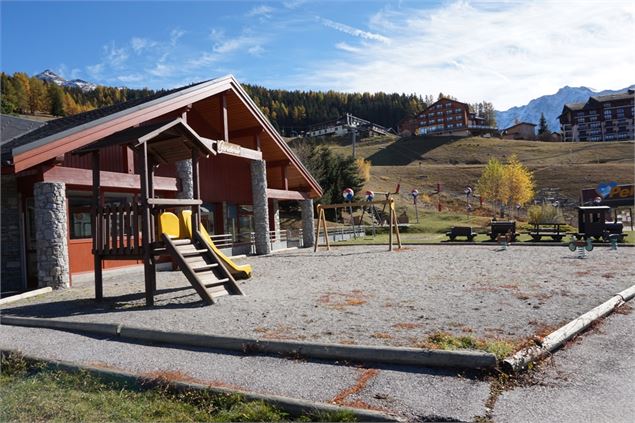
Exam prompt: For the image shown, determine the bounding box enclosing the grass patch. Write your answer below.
[0,352,356,422]
[416,332,516,360]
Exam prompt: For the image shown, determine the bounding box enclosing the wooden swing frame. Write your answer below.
[314,198,402,252]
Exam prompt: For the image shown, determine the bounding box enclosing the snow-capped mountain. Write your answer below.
[35,69,97,92]
[496,84,635,132]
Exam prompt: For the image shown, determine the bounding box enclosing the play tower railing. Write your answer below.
[76,118,219,306]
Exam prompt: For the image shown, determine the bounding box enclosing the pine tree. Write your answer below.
[48,83,65,116]
[537,113,551,141]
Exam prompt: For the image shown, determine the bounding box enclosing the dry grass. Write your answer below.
[331,369,379,405]
[392,322,420,330]
[318,290,370,309]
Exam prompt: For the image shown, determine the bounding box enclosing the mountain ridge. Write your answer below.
[35,69,97,92]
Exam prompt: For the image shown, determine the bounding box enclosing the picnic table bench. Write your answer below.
[528,222,566,241]
[446,226,477,241]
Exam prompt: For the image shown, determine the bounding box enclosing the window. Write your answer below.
[604,110,612,119]
[445,103,452,108]
[435,104,442,109]
[604,103,611,108]
[455,108,462,113]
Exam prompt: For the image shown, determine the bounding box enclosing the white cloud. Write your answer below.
[103,41,128,68]
[335,42,360,53]
[302,1,635,109]
[211,30,266,56]
[170,29,185,46]
[131,37,157,53]
[147,63,174,77]
[86,63,104,79]
[318,17,390,43]
[247,5,273,18]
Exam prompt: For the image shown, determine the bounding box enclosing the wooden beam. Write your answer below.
[228,126,262,139]
[283,165,289,191]
[42,166,178,191]
[221,92,229,142]
[266,188,310,201]
[91,151,102,301]
[217,141,262,160]
[147,198,202,206]
[266,160,290,168]
[123,146,135,174]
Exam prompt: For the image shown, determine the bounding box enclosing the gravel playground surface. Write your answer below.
[2,245,633,349]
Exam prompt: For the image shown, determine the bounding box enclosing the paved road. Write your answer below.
[493,307,634,423]
[1,307,632,422]
[0,325,490,422]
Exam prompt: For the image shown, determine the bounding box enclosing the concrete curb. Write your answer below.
[0,315,120,336]
[502,283,635,373]
[0,316,497,370]
[0,287,52,305]
[327,242,635,248]
[1,349,401,422]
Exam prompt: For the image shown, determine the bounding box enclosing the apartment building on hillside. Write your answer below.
[558,89,634,142]
[414,98,493,136]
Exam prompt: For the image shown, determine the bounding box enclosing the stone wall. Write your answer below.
[1,175,24,292]
[34,182,69,289]
[301,199,315,248]
[250,160,271,255]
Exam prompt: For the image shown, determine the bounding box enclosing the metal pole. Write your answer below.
[352,129,356,159]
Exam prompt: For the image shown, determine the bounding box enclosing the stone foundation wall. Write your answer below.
[1,175,24,292]
[301,199,315,248]
[250,160,271,255]
[34,182,69,289]
[175,159,194,199]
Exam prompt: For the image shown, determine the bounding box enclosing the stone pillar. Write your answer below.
[250,160,271,255]
[301,199,315,248]
[271,199,281,241]
[34,182,69,289]
[175,159,193,199]
[1,175,25,291]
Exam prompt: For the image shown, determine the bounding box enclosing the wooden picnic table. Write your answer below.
[528,222,567,241]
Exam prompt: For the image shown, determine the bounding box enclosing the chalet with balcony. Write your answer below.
[414,98,493,136]
[559,89,634,142]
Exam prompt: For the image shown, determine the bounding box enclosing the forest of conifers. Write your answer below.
[1,71,496,134]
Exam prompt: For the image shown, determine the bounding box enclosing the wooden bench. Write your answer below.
[488,221,517,241]
[528,223,566,241]
[446,226,477,241]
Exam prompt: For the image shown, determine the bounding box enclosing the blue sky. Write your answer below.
[2,0,634,109]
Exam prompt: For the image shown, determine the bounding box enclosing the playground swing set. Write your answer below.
[314,187,403,252]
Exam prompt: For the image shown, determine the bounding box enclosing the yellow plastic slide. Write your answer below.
[180,210,252,280]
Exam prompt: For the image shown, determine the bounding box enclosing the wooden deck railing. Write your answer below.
[94,203,143,256]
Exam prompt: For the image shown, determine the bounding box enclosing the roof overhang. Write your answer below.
[10,75,322,198]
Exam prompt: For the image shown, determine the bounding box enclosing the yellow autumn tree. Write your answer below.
[356,158,371,183]
[503,154,535,217]
[476,158,508,213]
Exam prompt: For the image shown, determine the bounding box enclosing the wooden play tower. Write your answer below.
[77,118,243,306]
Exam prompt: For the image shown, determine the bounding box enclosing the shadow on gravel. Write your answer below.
[1,286,207,319]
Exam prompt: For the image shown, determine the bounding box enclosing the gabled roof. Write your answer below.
[422,98,469,114]
[4,75,322,197]
[2,79,211,163]
[589,91,634,103]
[0,114,47,146]
[504,122,536,131]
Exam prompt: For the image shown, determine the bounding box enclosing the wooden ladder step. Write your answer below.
[193,263,219,272]
[203,278,230,287]
[179,249,208,257]
[172,239,193,246]
[210,289,229,298]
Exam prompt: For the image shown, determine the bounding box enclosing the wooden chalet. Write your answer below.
[1,75,322,303]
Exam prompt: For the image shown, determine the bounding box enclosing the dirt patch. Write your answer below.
[332,368,379,405]
[317,290,370,309]
[392,322,420,330]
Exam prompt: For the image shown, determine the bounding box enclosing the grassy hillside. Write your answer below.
[326,135,634,219]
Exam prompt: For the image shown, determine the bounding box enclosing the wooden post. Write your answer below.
[191,150,201,232]
[314,205,322,252]
[393,200,402,249]
[322,208,330,250]
[221,93,229,142]
[389,202,393,251]
[139,143,154,306]
[91,151,103,301]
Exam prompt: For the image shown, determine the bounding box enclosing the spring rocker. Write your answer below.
[314,189,402,252]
